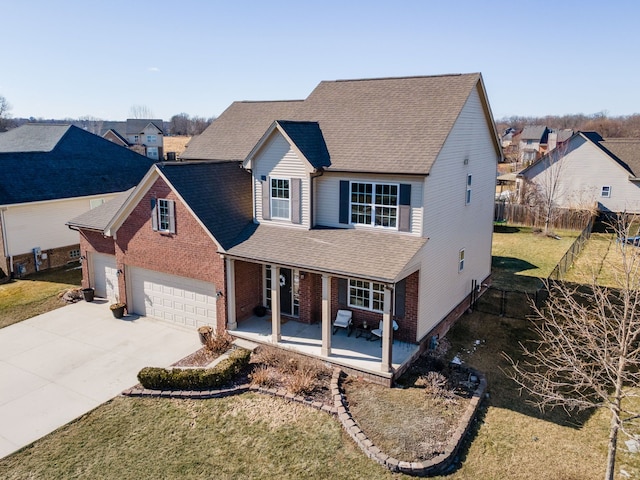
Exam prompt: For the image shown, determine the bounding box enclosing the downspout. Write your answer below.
[0,207,12,274]
[309,169,324,227]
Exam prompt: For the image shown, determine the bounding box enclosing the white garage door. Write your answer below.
[91,253,119,301]
[129,266,216,328]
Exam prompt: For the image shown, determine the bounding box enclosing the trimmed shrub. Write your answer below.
[138,348,251,390]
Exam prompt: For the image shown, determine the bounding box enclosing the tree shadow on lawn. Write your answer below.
[445,312,595,431]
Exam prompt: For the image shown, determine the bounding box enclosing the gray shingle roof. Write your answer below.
[520,125,549,141]
[182,74,488,175]
[0,124,70,152]
[158,161,253,250]
[0,124,155,205]
[66,189,134,231]
[226,224,426,282]
[596,137,640,177]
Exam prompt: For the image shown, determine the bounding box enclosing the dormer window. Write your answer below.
[271,178,290,219]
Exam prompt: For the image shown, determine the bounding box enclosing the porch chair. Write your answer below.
[370,319,399,344]
[332,309,353,336]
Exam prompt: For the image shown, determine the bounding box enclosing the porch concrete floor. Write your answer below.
[231,316,419,379]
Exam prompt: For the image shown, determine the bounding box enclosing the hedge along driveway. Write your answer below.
[0,300,199,459]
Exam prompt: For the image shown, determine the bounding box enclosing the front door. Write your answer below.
[280,268,292,315]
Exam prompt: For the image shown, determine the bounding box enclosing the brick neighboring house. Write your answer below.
[0,124,154,277]
[102,119,165,160]
[67,161,252,332]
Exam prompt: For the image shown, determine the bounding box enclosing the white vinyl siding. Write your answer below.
[315,173,423,235]
[253,132,310,228]
[524,137,640,213]
[415,85,496,341]
[2,194,119,256]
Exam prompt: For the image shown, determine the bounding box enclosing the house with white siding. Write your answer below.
[0,124,154,278]
[517,132,640,214]
[184,73,501,382]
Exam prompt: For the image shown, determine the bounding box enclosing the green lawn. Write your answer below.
[492,225,581,291]
[0,265,82,328]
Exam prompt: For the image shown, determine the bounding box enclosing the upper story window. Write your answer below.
[459,249,465,272]
[601,186,611,198]
[271,178,290,219]
[466,174,472,205]
[349,279,384,312]
[147,134,157,143]
[151,198,175,233]
[350,182,398,228]
[134,135,139,143]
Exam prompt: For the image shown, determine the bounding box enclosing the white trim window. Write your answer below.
[350,182,398,228]
[270,178,290,219]
[146,134,157,143]
[152,198,176,233]
[601,186,611,198]
[349,279,384,312]
[459,249,465,272]
[465,174,472,205]
[147,147,159,159]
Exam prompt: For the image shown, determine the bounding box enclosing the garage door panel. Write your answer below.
[130,266,216,328]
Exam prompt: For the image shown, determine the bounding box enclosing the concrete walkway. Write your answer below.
[0,299,200,459]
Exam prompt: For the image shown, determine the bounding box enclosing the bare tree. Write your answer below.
[0,95,12,132]
[507,214,640,480]
[129,105,154,119]
[77,115,104,135]
[169,113,214,135]
[522,143,569,234]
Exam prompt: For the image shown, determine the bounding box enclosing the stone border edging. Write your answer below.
[333,368,487,476]
[122,366,485,477]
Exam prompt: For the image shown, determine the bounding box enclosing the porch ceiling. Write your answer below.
[226,224,426,282]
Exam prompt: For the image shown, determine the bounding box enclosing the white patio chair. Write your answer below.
[370,319,399,343]
[332,309,353,336]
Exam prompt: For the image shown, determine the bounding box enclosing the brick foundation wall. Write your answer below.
[234,260,262,322]
[11,244,81,277]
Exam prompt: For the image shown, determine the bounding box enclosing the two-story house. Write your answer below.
[102,119,164,160]
[69,74,501,384]
[518,125,550,164]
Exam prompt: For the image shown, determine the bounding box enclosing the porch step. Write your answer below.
[233,338,260,351]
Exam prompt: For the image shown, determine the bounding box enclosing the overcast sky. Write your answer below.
[2,0,638,121]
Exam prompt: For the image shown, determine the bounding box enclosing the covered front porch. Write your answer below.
[231,314,420,381]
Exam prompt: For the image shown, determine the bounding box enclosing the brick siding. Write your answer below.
[234,260,262,322]
[10,244,82,277]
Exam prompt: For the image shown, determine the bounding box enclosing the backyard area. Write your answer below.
[491,225,581,291]
[0,265,81,328]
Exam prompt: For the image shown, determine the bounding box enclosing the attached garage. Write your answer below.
[90,253,119,301]
[128,266,217,328]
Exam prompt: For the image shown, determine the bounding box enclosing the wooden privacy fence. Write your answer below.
[495,201,593,231]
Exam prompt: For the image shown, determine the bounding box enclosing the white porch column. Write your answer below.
[225,257,237,330]
[271,265,281,343]
[381,286,393,373]
[321,274,332,357]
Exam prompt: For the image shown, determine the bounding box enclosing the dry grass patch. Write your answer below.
[249,345,332,401]
[0,265,81,328]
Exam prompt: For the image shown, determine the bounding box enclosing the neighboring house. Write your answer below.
[102,119,164,160]
[0,124,154,277]
[547,128,573,152]
[516,132,640,213]
[186,73,502,377]
[67,162,252,332]
[519,125,550,164]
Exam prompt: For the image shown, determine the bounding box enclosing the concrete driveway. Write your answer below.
[0,299,200,459]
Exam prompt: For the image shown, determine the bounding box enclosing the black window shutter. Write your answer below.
[262,178,271,220]
[339,180,349,224]
[395,279,406,318]
[150,197,158,231]
[399,184,411,205]
[291,178,301,224]
[338,278,347,305]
